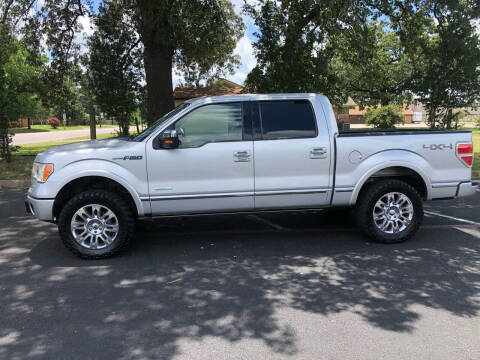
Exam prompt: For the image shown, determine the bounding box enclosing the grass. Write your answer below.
[473,131,480,172]
[11,124,117,133]
[0,155,35,180]
[13,133,115,156]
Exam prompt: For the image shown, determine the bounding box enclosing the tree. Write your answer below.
[126,0,244,124]
[88,0,142,136]
[243,0,368,106]
[365,105,404,129]
[0,34,44,161]
[412,2,480,128]
[333,20,417,107]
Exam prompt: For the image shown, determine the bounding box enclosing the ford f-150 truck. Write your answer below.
[26,94,477,258]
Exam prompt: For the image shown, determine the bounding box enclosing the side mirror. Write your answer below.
[158,129,179,149]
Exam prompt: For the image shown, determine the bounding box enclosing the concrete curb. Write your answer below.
[0,180,30,189]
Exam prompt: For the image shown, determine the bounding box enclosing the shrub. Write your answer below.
[48,117,61,129]
[365,105,404,129]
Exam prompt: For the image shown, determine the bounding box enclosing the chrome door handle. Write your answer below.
[234,151,251,162]
[310,147,327,159]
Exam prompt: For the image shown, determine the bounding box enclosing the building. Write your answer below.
[173,78,244,106]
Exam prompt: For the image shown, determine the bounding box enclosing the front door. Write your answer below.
[146,102,254,215]
[252,99,332,209]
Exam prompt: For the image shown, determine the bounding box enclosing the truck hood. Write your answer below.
[35,138,145,169]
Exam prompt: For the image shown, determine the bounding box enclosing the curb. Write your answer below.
[0,179,30,189]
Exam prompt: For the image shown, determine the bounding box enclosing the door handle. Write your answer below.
[310,147,327,159]
[234,151,251,162]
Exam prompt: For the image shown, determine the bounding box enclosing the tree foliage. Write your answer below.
[365,105,404,129]
[88,0,143,135]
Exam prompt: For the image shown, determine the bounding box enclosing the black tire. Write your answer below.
[58,190,135,259]
[355,179,423,243]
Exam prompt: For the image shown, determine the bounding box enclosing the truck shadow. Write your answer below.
[2,212,479,359]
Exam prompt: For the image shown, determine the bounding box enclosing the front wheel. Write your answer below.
[58,190,135,259]
[355,179,423,243]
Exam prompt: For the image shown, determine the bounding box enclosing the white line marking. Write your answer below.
[424,210,480,225]
[248,215,287,231]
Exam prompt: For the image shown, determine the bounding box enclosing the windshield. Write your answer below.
[134,102,190,141]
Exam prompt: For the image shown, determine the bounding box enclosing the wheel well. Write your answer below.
[359,166,428,200]
[53,176,138,220]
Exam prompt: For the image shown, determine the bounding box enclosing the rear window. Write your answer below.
[259,100,316,140]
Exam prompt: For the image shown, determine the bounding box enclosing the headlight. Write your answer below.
[32,162,54,183]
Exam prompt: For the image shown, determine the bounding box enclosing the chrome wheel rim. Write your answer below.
[373,192,414,234]
[71,204,119,249]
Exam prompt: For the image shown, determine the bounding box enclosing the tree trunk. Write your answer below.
[27,117,31,130]
[143,44,174,125]
[135,116,140,134]
[89,102,96,140]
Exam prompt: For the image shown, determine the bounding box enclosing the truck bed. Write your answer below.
[338,129,472,137]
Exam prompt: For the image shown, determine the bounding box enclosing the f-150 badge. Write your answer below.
[112,155,143,160]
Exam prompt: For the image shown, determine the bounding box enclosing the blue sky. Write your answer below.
[87,0,257,86]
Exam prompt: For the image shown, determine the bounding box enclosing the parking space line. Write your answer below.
[247,215,287,231]
[424,210,480,226]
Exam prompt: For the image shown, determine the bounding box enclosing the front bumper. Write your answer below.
[457,181,478,198]
[25,195,54,221]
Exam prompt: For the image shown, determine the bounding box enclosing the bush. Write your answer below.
[48,117,61,129]
[365,106,404,129]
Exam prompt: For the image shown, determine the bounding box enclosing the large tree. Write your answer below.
[124,0,244,124]
[412,2,480,128]
[243,0,368,106]
[88,0,143,135]
[333,20,418,107]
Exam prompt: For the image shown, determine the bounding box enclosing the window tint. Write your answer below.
[259,100,316,140]
[174,103,243,148]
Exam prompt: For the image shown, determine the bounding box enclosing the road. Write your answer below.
[12,127,137,145]
[0,189,479,359]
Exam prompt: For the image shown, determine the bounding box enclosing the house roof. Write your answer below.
[174,86,244,99]
[174,78,244,100]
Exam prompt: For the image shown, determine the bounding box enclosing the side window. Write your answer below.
[174,103,243,148]
[259,100,316,140]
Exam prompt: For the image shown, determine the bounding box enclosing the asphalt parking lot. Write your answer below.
[1,189,479,360]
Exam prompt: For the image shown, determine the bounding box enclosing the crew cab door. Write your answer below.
[252,99,332,209]
[146,102,254,215]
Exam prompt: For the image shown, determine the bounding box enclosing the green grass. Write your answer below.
[14,133,116,156]
[0,155,35,180]
[473,131,480,171]
[11,124,117,133]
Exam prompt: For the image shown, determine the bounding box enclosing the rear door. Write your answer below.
[252,99,332,209]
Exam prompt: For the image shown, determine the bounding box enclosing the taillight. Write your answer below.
[456,143,473,167]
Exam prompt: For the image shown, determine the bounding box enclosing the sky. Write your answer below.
[81,0,257,87]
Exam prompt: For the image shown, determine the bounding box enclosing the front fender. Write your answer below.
[29,159,148,216]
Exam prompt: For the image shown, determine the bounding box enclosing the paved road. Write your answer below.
[12,127,137,145]
[0,189,479,360]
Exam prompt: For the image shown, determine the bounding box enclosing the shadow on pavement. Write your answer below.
[1,190,479,359]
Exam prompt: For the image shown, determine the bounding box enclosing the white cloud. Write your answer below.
[229,34,256,84]
[74,14,95,54]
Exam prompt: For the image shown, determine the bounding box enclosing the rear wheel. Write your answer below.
[355,179,423,243]
[58,190,135,259]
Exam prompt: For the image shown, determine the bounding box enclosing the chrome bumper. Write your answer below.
[457,181,478,198]
[25,195,54,221]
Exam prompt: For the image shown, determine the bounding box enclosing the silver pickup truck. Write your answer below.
[26,94,477,258]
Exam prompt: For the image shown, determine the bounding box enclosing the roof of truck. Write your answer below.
[185,93,326,105]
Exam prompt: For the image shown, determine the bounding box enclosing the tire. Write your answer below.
[355,179,423,243]
[58,190,135,259]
